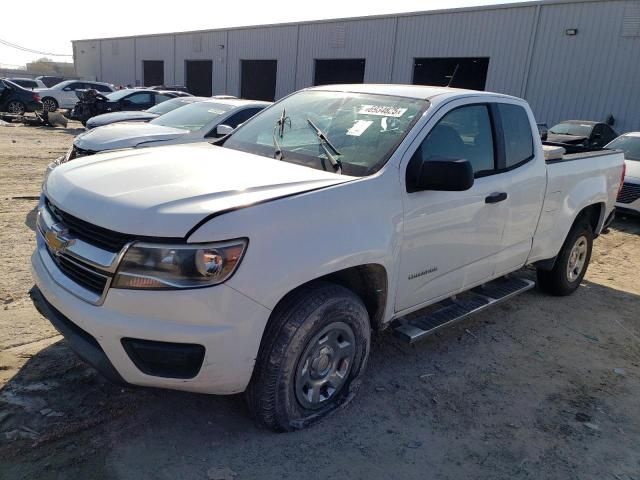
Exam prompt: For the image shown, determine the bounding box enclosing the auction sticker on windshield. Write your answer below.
[358,105,408,117]
[347,120,373,137]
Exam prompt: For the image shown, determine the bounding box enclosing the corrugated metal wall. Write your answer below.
[73,40,100,81]
[72,0,640,133]
[392,6,538,96]
[525,0,640,131]
[295,18,397,88]
[100,39,135,87]
[226,26,298,98]
[135,36,175,85]
[174,31,227,94]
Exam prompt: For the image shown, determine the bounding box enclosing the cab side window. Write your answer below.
[415,104,495,177]
[498,103,534,168]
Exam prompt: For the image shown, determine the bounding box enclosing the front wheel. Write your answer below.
[537,221,593,296]
[246,282,371,431]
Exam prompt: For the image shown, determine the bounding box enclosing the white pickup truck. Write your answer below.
[31,85,624,431]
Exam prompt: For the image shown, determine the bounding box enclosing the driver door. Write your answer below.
[395,101,508,312]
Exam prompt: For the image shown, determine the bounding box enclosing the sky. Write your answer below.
[1,0,529,68]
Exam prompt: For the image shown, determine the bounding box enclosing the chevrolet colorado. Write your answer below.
[31,85,624,431]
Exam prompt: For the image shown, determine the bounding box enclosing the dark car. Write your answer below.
[0,79,42,115]
[70,88,190,125]
[36,76,65,88]
[85,96,208,129]
[547,120,618,148]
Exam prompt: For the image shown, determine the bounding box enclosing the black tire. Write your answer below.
[537,220,593,296]
[6,100,25,115]
[42,97,58,112]
[246,282,371,431]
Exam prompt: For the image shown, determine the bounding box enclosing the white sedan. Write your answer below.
[607,132,640,215]
[66,98,270,160]
[37,80,115,111]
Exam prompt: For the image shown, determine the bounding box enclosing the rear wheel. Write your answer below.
[537,221,593,296]
[42,97,58,112]
[6,100,25,115]
[246,282,371,431]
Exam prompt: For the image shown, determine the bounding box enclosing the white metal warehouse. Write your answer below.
[72,0,640,132]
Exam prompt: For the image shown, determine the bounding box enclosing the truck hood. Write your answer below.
[546,133,588,145]
[86,111,158,129]
[45,143,354,238]
[74,123,188,151]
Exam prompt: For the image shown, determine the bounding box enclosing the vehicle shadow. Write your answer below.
[611,214,640,235]
[1,279,639,480]
[24,205,38,232]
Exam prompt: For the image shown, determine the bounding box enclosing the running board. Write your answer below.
[393,276,535,344]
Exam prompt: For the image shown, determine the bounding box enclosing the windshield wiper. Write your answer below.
[272,108,290,160]
[306,118,342,174]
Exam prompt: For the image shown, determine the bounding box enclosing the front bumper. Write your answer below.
[31,246,271,394]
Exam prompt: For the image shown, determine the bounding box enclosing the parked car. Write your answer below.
[64,98,269,159]
[7,77,48,90]
[606,132,640,215]
[536,123,548,140]
[32,85,624,431]
[0,79,42,115]
[149,85,190,94]
[86,96,211,129]
[37,80,116,111]
[35,76,65,88]
[547,120,618,148]
[70,88,190,125]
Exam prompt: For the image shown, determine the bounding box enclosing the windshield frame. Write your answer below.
[221,89,430,177]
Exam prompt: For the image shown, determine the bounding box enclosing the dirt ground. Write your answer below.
[0,122,639,480]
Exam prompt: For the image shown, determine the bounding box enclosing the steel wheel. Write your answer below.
[295,321,356,410]
[566,235,588,282]
[6,101,25,115]
[42,98,57,112]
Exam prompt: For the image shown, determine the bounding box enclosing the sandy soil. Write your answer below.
[0,122,639,480]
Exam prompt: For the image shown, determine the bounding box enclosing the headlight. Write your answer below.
[112,239,247,290]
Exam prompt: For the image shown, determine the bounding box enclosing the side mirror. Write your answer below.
[406,155,474,193]
[216,124,234,137]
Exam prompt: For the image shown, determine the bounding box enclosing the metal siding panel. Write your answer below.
[99,39,135,86]
[174,31,227,94]
[74,41,101,81]
[226,26,298,99]
[526,0,640,132]
[295,18,397,89]
[135,35,175,85]
[392,6,538,94]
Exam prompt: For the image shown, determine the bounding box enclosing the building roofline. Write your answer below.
[72,0,611,43]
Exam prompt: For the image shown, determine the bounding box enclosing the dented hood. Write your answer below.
[45,143,353,238]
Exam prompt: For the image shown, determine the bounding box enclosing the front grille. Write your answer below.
[46,198,135,252]
[49,253,108,295]
[617,182,640,204]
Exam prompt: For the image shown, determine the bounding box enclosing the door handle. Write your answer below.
[485,192,508,204]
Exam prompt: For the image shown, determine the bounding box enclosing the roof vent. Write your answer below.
[330,25,346,48]
[623,2,640,36]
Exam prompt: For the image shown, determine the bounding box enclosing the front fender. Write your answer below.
[187,170,403,316]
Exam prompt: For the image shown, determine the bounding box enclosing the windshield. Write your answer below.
[106,90,137,101]
[150,101,232,131]
[607,135,640,161]
[147,98,194,115]
[549,122,593,137]
[223,90,428,176]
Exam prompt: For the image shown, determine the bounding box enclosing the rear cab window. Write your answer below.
[497,103,534,168]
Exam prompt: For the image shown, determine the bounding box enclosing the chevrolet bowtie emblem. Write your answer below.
[44,223,75,256]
